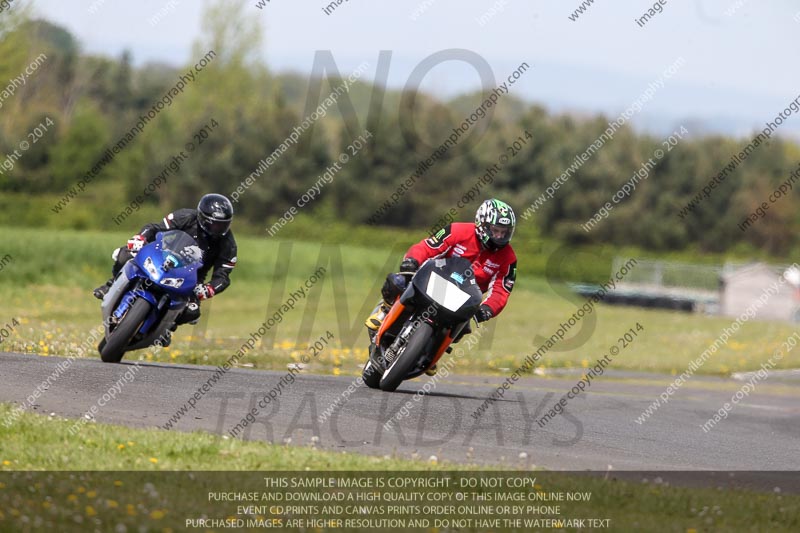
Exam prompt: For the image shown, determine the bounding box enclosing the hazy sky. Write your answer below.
[29,0,800,137]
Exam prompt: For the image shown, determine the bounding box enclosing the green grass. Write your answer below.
[0,404,434,471]
[1,226,798,377]
[0,404,797,532]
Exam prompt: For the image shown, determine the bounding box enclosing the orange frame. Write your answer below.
[375,298,455,373]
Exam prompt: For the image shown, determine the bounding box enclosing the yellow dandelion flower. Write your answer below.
[42,501,51,509]
[127,441,135,446]
[106,500,118,508]
[332,367,341,376]
[77,487,86,494]
[114,480,123,487]
[85,505,97,517]
[87,490,97,498]
[2,460,11,466]
[581,359,589,368]
[150,509,165,520]
[67,494,78,503]
[149,457,158,464]
[118,444,125,451]
[126,503,136,516]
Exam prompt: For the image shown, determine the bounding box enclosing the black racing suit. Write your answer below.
[112,208,237,324]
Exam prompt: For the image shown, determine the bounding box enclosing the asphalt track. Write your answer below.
[1,352,798,490]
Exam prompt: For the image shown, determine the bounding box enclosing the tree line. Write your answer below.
[1,0,798,258]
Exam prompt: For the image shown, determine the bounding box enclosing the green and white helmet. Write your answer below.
[475,199,516,250]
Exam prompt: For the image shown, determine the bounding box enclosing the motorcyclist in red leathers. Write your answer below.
[366,199,517,373]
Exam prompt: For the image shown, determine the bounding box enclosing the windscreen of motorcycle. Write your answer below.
[158,230,203,268]
[424,271,473,312]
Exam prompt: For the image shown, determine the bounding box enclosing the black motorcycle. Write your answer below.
[362,256,483,392]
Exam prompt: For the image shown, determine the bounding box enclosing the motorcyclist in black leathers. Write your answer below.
[93,194,237,337]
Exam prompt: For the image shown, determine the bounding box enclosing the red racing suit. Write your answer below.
[405,222,517,316]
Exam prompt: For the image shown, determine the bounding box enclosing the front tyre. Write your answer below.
[379,322,433,392]
[100,298,151,363]
[362,358,381,389]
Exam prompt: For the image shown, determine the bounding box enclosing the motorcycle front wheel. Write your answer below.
[100,298,151,363]
[361,357,382,389]
[379,322,433,392]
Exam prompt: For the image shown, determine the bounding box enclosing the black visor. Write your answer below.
[199,214,231,236]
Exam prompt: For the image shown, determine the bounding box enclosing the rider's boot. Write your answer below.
[365,300,391,334]
[160,330,172,348]
[93,279,113,300]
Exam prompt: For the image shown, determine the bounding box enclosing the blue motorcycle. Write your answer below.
[99,230,203,362]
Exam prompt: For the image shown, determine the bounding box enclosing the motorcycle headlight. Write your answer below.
[143,256,160,279]
[161,277,185,288]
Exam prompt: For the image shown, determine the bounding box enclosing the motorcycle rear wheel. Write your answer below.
[379,322,433,392]
[100,298,151,363]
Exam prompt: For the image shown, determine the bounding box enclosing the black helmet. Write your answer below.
[197,194,233,237]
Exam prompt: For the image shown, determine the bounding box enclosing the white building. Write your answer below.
[720,263,798,322]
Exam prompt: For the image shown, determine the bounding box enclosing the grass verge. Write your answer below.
[0,405,797,532]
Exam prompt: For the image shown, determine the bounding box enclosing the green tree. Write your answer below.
[48,103,110,190]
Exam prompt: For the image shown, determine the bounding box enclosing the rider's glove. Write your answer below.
[475,304,493,323]
[193,283,216,301]
[399,257,420,274]
[126,234,147,255]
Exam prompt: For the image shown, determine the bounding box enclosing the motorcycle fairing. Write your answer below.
[100,230,202,352]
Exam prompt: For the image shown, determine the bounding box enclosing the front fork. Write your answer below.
[383,311,438,369]
[101,269,140,333]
